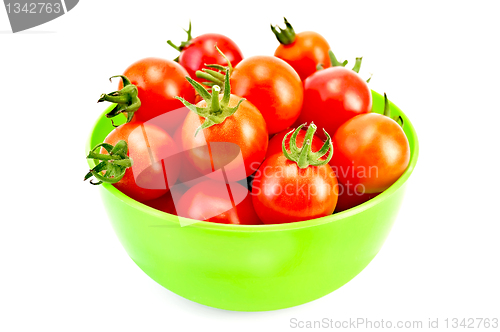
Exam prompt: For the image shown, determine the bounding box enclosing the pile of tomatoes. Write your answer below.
[85,19,410,225]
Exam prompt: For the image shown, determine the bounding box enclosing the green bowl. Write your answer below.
[87,91,418,311]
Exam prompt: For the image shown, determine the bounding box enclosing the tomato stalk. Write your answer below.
[97,75,141,126]
[271,17,296,45]
[84,140,133,185]
[194,45,234,90]
[383,93,404,127]
[167,21,193,61]
[327,50,364,73]
[175,70,245,136]
[282,123,333,168]
[328,50,348,67]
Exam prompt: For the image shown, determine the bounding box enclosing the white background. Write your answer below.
[1,1,499,331]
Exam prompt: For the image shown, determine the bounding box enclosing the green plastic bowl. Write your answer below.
[87,91,418,311]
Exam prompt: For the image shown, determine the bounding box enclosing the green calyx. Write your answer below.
[328,50,363,73]
[97,75,141,127]
[271,17,296,45]
[175,70,245,137]
[167,21,193,61]
[383,93,404,127]
[282,123,333,169]
[84,140,133,185]
[195,45,233,91]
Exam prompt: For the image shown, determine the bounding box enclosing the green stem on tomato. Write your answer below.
[84,140,133,185]
[328,50,348,67]
[196,71,224,86]
[167,20,193,59]
[352,57,363,73]
[383,93,404,128]
[282,123,333,169]
[383,93,391,117]
[195,45,234,91]
[175,70,245,137]
[97,75,141,126]
[271,17,296,45]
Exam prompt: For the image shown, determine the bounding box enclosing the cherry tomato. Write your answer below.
[181,94,267,182]
[272,18,331,81]
[296,64,372,139]
[119,57,195,125]
[230,55,304,135]
[331,96,410,193]
[168,23,243,83]
[177,180,261,225]
[103,122,180,202]
[178,74,268,182]
[252,124,338,224]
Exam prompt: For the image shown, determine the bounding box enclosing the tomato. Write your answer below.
[266,126,325,160]
[252,124,338,224]
[168,23,243,83]
[331,95,410,193]
[295,56,372,139]
[177,73,268,182]
[177,180,261,225]
[118,57,195,125]
[272,18,331,81]
[102,121,181,202]
[229,56,304,135]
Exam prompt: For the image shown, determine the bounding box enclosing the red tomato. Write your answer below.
[176,33,243,83]
[103,122,181,202]
[252,124,338,224]
[296,66,372,139]
[331,112,410,193]
[181,94,268,182]
[266,126,325,160]
[272,18,331,81]
[252,153,338,224]
[177,180,261,225]
[230,56,304,134]
[119,58,195,125]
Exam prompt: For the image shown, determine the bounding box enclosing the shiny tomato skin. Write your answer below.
[177,180,261,225]
[103,122,180,202]
[252,153,338,224]
[331,113,410,194]
[181,95,268,182]
[119,58,195,124]
[266,127,326,160]
[179,33,243,83]
[231,56,304,135]
[296,67,372,139]
[274,31,331,81]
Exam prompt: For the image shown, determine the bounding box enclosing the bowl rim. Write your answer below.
[87,90,419,233]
